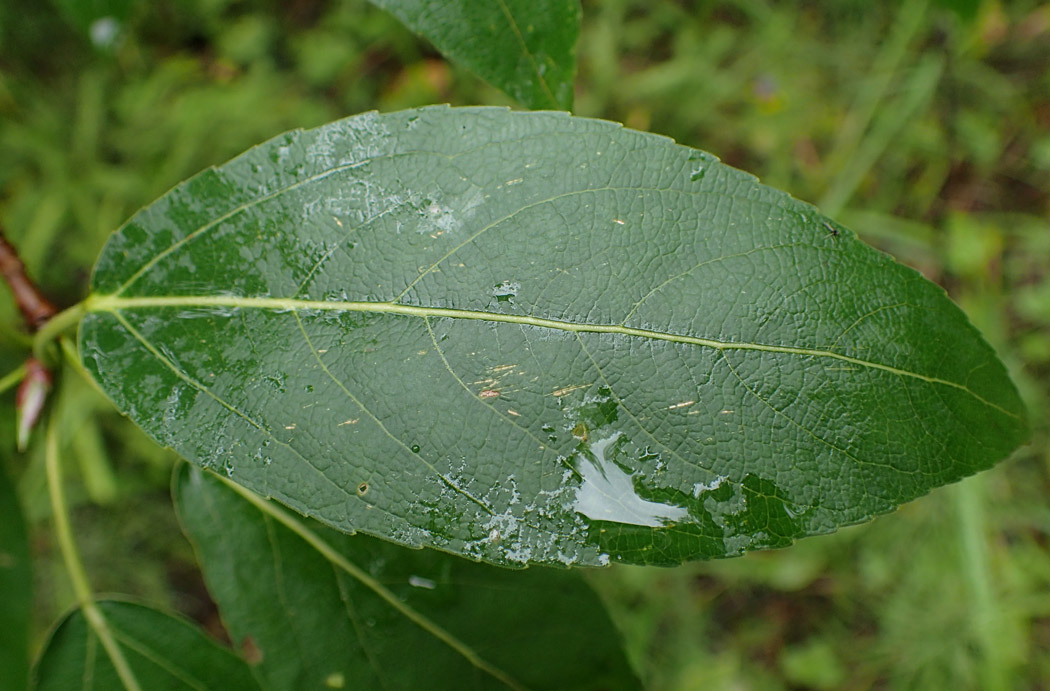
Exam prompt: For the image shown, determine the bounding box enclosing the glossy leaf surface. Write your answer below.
[175,464,639,690]
[33,600,258,690]
[0,463,31,689]
[369,0,579,110]
[80,107,1027,567]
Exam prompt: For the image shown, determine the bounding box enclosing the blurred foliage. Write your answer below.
[1,0,1048,688]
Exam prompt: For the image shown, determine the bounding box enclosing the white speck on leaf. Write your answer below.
[408,575,437,590]
[693,475,727,498]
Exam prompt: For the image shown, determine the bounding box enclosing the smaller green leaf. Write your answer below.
[369,0,580,110]
[33,600,259,690]
[0,463,31,690]
[174,464,640,691]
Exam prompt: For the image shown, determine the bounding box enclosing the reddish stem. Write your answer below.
[0,228,57,331]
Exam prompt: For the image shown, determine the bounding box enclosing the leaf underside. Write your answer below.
[368,0,579,110]
[80,106,1027,568]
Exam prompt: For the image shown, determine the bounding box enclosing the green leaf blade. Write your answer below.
[368,0,580,110]
[174,463,640,690]
[80,107,1027,567]
[32,601,259,690]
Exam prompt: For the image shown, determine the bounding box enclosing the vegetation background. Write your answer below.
[1,0,1048,688]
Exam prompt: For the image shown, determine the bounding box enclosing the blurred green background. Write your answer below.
[1,0,1048,688]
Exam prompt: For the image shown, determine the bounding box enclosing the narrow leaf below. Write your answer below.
[175,463,640,691]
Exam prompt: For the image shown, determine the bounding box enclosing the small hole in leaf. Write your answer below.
[357,482,369,496]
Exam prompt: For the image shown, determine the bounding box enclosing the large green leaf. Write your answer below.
[174,463,639,690]
[368,0,579,110]
[79,107,1027,568]
[0,463,31,690]
[32,600,258,690]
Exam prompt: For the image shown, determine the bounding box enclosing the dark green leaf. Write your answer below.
[32,600,259,690]
[0,463,31,690]
[79,107,1028,567]
[368,0,579,110]
[174,463,639,690]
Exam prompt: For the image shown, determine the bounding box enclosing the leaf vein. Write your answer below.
[222,478,530,691]
[293,313,497,518]
[620,241,808,325]
[495,0,559,108]
[88,295,1019,421]
[109,312,383,515]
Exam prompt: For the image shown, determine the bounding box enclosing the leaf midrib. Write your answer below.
[84,293,1017,419]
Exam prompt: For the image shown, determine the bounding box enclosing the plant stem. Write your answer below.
[0,226,57,330]
[59,335,93,382]
[33,302,86,361]
[0,363,27,396]
[45,417,143,691]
